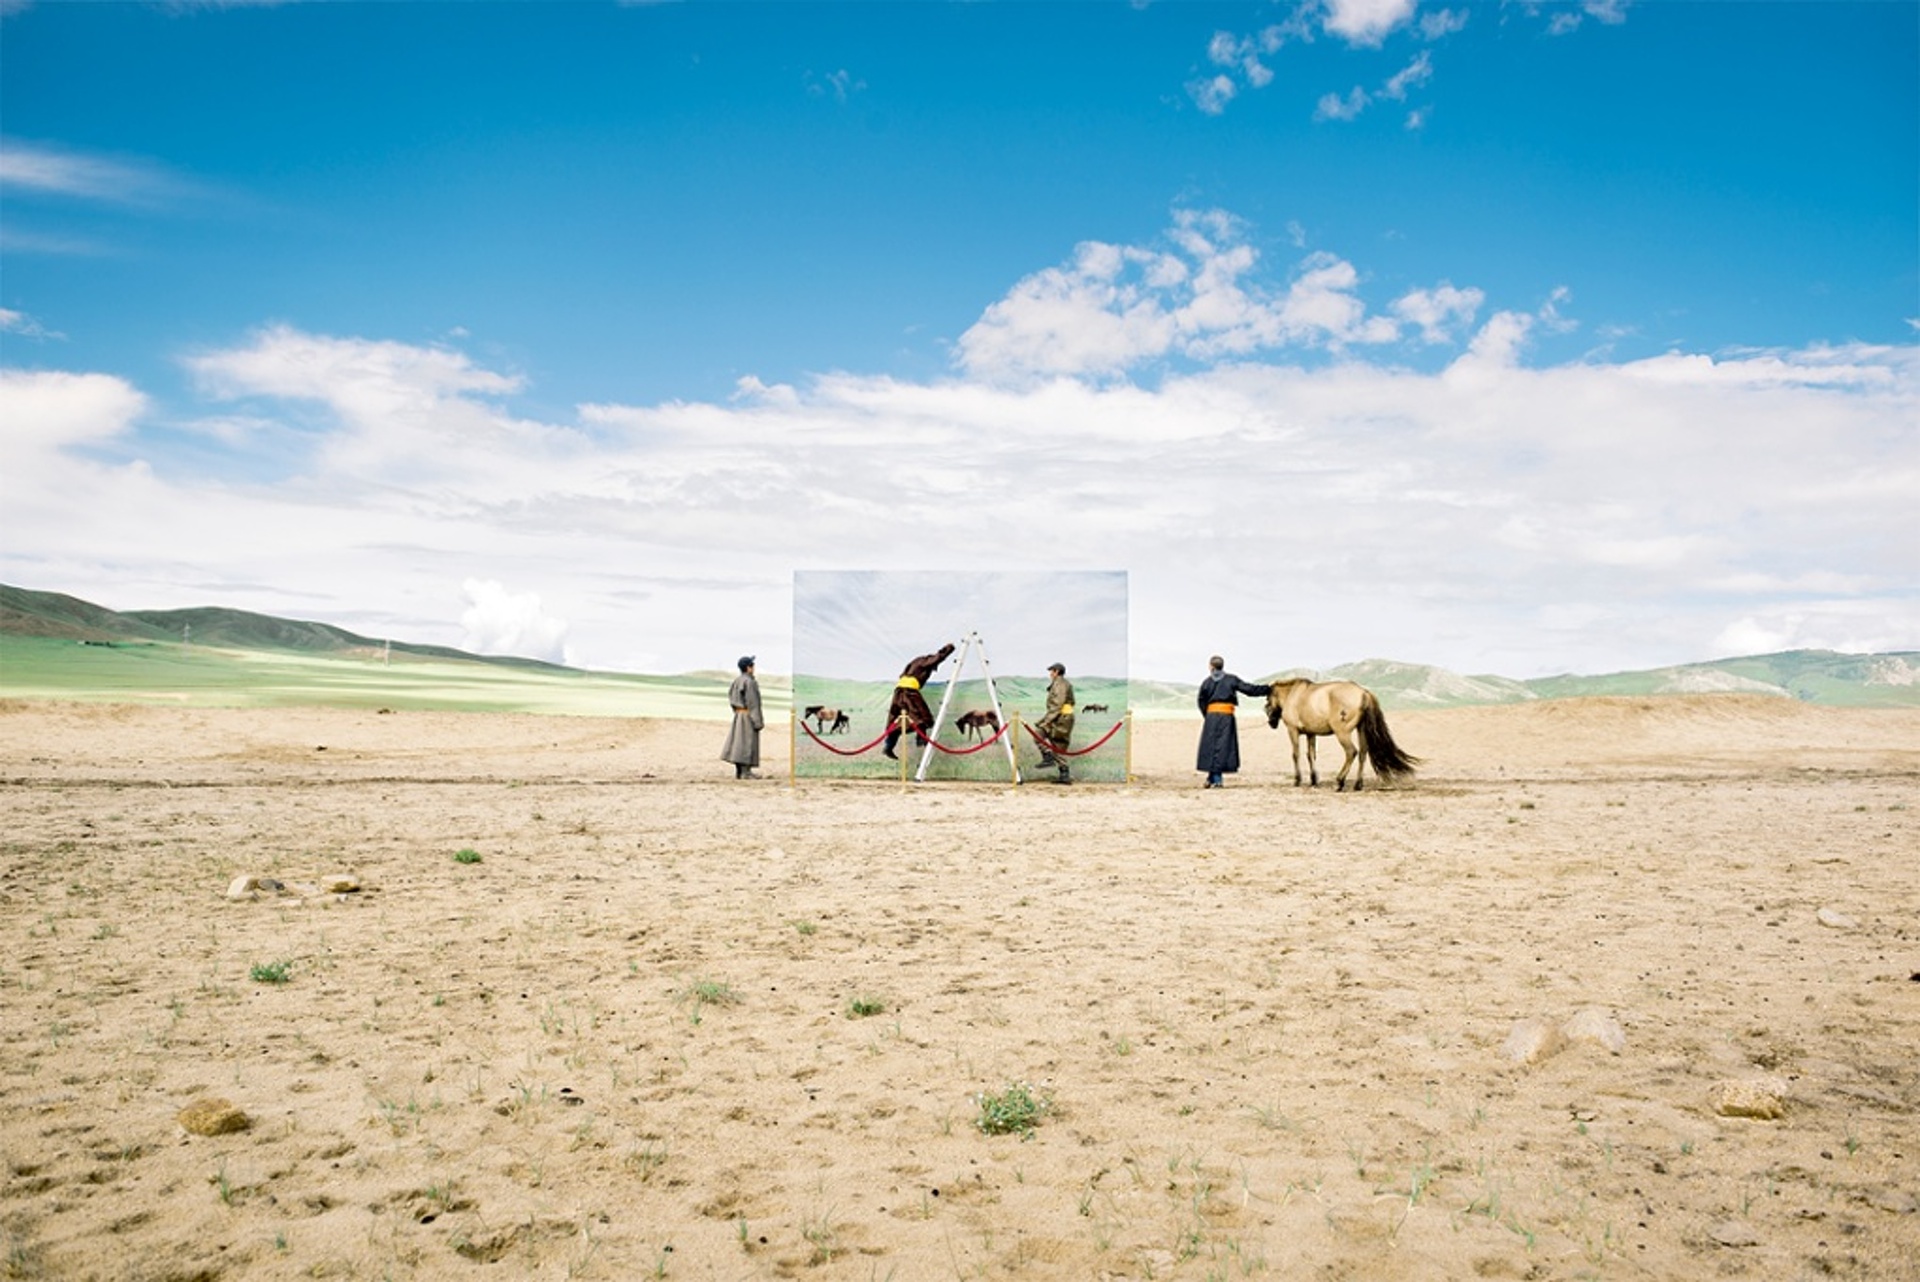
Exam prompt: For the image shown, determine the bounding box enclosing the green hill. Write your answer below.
[5,584,1915,711]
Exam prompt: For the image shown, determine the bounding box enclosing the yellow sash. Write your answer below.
[896,676,921,690]
[1057,704,1074,716]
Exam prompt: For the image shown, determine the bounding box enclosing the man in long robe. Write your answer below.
[1032,662,1075,785]
[721,656,764,778]
[882,642,955,759]
[1196,655,1270,788]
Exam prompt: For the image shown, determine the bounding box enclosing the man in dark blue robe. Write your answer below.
[1196,656,1270,788]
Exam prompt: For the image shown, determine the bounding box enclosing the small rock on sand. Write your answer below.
[1502,1017,1564,1065]
[1709,1076,1791,1119]
[321,875,360,894]
[1561,1007,1627,1054]
[1816,907,1859,930]
[178,1097,250,1136]
[1709,1220,1760,1248]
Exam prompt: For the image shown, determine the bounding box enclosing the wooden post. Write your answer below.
[897,712,910,789]
[1126,708,1134,784]
[1011,711,1024,785]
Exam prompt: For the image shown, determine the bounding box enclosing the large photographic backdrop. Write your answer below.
[792,571,1130,782]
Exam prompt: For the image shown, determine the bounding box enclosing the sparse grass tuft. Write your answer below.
[845,995,886,1019]
[454,848,483,865]
[678,978,740,1024]
[974,1080,1051,1137]
[249,959,292,984]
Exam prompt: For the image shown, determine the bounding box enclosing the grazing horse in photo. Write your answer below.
[803,705,850,735]
[956,709,1001,741]
[1264,678,1419,791]
[1081,703,1109,715]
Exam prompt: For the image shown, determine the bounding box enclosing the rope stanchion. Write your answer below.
[798,719,895,757]
[1022,720,1126,758]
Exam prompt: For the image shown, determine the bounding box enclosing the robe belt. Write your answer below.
[1206,702,1237,715]
[896,676,921,690]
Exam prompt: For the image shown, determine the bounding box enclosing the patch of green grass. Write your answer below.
[453,848,483,865]
[249,959,293,984]
[974,1081,1051,1137]
[845,995,886,1019]
[678,978,740,1025]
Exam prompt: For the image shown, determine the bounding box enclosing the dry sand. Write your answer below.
[2,696,1917,1281]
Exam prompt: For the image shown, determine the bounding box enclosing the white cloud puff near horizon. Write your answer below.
[3,210,1916,681]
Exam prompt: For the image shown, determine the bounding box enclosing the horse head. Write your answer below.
[1264,683,1294,729]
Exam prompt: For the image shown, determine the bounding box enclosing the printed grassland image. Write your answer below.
[4,688,1919,1281]
[791,571,1130,783]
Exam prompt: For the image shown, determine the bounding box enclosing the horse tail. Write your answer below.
[1359,695,1421,779]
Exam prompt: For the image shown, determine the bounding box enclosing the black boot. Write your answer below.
[1055,763,1071,785]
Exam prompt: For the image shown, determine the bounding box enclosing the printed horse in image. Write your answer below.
[956,709,1001,741]
[803,705,851,735]
[1264,679,1419,791]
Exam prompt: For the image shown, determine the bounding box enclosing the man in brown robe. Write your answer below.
[882,642,955,759]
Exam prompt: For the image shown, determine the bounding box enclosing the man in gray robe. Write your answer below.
[721,656,764,779]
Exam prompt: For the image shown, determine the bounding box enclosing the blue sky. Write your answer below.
[3,0,1915,681]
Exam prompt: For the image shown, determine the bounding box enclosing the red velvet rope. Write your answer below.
[1024,720,1125,758]
[798,719,897,757]
[912,720,1013,755]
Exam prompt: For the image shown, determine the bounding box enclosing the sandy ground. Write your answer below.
[2,696,1917,1282]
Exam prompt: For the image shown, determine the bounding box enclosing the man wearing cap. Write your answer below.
[882,642,956,760]
[1196,655,1270,788]
[1031,661,1076,785]
[721,655,764,779]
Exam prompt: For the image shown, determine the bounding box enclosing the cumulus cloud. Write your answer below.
[1392,282,1485,343]
[1187,19,1308,114]
[1321,0,1418,46]
[1314,87,1370,121]
[4,209,1912,679]
[956,211,1417,380]
[0,368,146,458]
[460,578,572,665]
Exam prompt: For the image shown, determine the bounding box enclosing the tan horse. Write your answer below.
[1264,678,1419,791]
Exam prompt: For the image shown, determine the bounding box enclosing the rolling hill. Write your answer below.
[4,584,1916,710]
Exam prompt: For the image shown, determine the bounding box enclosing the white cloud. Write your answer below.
[1321,0,1418,47]
[1392,282,1485,343]
[955,212,1411,380]
[0,368,145,458]
[0,137,196,207]
[460,578,572,665]
[5,219,1913,680]
[0,307,63,340]
[1314,86,1371,121]
[1419,8,1470,39]
[1381,51,1433,100]
[806,68,866,102]
[1187,73,1238,116]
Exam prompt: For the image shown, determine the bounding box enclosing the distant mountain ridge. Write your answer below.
[1117,653,1919,712]
[5,584,1915,707]
[0,584,566,673]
